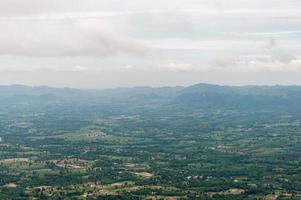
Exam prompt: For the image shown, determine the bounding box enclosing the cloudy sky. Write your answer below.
[0,0,301,88]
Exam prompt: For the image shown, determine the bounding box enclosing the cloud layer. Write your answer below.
[0,18,146,57]
[0,0,300,87]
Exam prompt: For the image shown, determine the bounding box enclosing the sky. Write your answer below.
[0,0,301,88]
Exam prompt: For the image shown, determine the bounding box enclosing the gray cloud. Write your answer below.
[0,18,147,57]
[267,39,296,64]
[212,38,299,70]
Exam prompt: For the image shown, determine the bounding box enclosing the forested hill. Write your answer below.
[175,83,301,112]
[1,83,301,114]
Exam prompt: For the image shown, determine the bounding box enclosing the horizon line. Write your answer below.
[1,82,301,91]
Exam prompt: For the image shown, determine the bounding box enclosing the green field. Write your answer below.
[1,84,301,199]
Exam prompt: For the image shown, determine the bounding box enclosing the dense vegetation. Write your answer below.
[1,83,301,199]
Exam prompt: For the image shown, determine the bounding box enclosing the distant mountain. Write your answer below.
[174,83,301,113]
[0,85,82,96]
[1,83,301,114]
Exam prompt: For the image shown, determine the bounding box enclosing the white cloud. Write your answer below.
[123,65,135,70]
[158,63,193,72]
[72,65,87,72]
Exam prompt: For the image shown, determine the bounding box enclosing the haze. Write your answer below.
[0,0,301,88]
